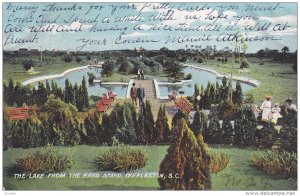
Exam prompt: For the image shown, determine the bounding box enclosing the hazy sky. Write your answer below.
[2,2,298,53]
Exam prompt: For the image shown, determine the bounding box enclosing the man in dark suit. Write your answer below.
[137,84,145,108]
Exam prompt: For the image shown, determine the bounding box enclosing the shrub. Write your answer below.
[198,57,204,63]
[63,54,73,63]
[15,147,73,174]
[96,146,147,172]
[259,61,264,65]
[23,59,35,71]
[251,149,297,177]
[185,73,192,80]
[208,148,230,173]
[76,56,82,63]
[240,58,250,69]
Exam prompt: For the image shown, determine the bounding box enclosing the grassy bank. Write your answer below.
[3,145,297,190]
[3,55,99,84]
[190,57,297,104]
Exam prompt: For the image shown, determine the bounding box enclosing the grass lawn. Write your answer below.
[190,57,297,104]
[3,145,297,190]
[3,55,100,84]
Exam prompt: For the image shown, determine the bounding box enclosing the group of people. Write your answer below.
[254,96,297,124]
[137,68,145,80]
[130,82,145,107]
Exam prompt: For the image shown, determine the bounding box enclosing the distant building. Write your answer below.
[19,48,28,53]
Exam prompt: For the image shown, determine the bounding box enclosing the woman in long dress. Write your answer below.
[260,96,272,122]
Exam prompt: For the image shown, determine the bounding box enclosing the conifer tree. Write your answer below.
[222,119,234,144]
[209,84,216,105]
[159,118,211,190]
[162,105,171,142]
[193,83,200,110]
[73,83,80,110]
[154,105,170,144]
[6,78,15,106]
[198,85,205,110]
[234,107,257,146]
[203,116,221,144]
[81,76,89,109]
[233,81,243,105]
[37,82,48,105]
[215,81,221,104]
[137,106,147,144]
[144,100,155,143]
[46,80,51,93]
[190,110,202,137]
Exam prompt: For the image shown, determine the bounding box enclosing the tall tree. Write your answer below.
[81,77,89,109]
[193,83,200,110]
[234,107,257,146]
[159,118,211,190]
[6,78,15,106]
[154,105,170,144]
[233,81,243,105]
[144,100,155,143]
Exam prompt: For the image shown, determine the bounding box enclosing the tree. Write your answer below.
[84,110,102,145]
[144,100,155,143]
[101,60,115,76]
[190,110,202,137]
[36,82,48,105]
[154,105,170,144]
[281,46,289,54]
[64,79,74,104]
[234,107,257,146]
[87,72,96,84]
[203,116,221,144]
[222,120,234,144]
[81,77,89,109]
[23,59,35,71]
[233,81,243,105]
[5,78,15,106]
[63,54,73,62]
[193,83,200,110]
[76,56,82,63]
[159,118,211,190]
[164,60,184,81]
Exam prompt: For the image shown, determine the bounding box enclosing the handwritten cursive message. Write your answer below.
[3,2,296,51]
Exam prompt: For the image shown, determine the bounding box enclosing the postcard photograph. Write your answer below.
[1,1,298,192]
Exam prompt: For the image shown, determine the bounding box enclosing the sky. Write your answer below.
[2,2,298,53]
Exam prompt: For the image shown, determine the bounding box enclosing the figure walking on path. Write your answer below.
[137,84,145,108]
[130,83,137,106]
[141,69,145,80]
[260,96,272,122]
[137,68,141,80]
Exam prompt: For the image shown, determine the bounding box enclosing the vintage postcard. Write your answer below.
[2,1,298,193]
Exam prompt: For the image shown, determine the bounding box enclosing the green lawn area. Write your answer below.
[3,145,297,190]
[3,55,97,84]
[189,57,297,104]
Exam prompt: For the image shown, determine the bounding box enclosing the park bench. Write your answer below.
[96,101,109,113]
[7,107,31,120]
[175,97,192,114]
[102,95,113,106]
[108,90,117,100]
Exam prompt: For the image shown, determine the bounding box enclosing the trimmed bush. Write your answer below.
[251,150,297,177]
[208,148,230,173]
[15,147,73,174]
[96,146,147,172]
[185,73,192,80]
[240,58,250,69]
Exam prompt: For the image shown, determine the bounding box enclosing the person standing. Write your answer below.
[260,96,272,122]
[141,69,144,80]
[137,68,141,80]
[130,83,137,106]
[137,84,145,108]
[271,103,282,124]
[285,98,297,114]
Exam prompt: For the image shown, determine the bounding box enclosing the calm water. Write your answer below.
[159,67,255,97]
[37,67,128,97]
[36,66,255,98]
